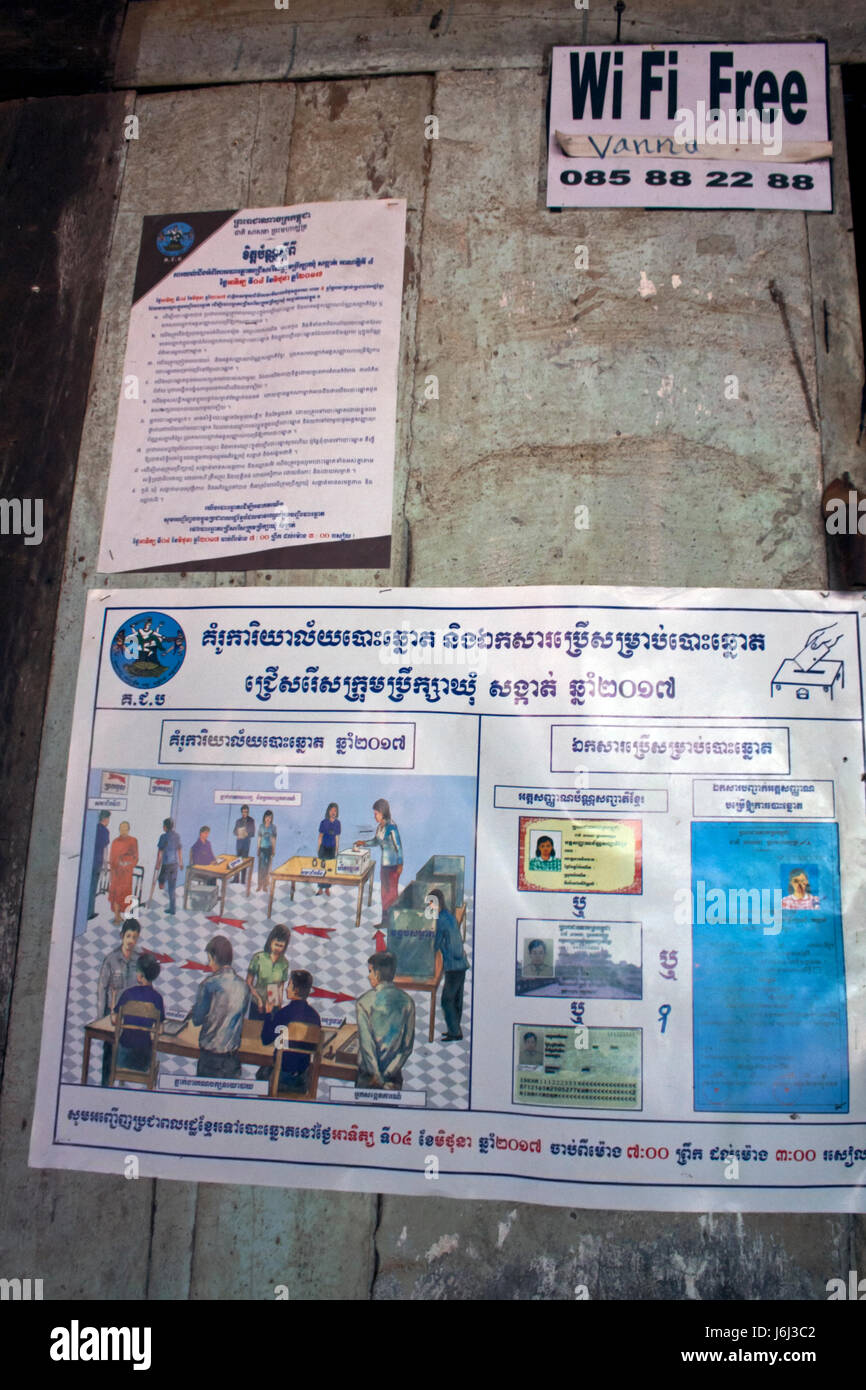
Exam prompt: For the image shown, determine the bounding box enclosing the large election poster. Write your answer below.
[98,201,406,574]
[30,586,866,1211]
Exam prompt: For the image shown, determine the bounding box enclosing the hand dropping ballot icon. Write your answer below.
[771,622,844,702]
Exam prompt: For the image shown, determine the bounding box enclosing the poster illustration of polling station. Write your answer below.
[29,586,866,1212]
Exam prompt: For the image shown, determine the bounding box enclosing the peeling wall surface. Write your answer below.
[1,0,865,1300]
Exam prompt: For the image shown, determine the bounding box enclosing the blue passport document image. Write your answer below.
[691,821,848,1113]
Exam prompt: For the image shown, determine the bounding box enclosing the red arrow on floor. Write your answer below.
[180,959,211,971]
[292,924,334,939]
[206,915,245,928]
[310,987,356,1003]
[151,952,174,964]
[374,930,386,952]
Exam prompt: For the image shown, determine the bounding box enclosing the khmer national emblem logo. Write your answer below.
[156,221,195,260]
[110,612,186,689]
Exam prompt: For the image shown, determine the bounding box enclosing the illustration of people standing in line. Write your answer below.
[316,802,341,896]
[191,935,250,1080]
[426,888,469,1041]
[155,817,183,917]
[233,804,255,859]
[355,951,415,1090]
[87,810,111,920]
[355,798,403,928]
[257,809,277,891]
[108,820,139,925]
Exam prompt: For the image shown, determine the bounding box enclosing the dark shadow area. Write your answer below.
[0,0,125,99]
[0,93,127,1081]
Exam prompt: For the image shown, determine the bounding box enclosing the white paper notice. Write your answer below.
[30,585,866,1211]
[98,201,406,573]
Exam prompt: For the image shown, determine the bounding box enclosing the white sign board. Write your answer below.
[548,44,831,210]
[30,586,866,1211]
[99,200,406,574]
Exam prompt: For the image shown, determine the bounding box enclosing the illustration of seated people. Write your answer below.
[260,969,322,1094]
[316,802,341,896]
[190,935,250,1079]
[189,825,217,882]
[518,1030,543,1069]
[154,817,183,917]
[257,809,277,892]
[96,918,143,1085]
[87,810,111,920]
[355,798,402,927]
[108,820,139,925]
[355,951,415,1090]
[425,888,469,1041]
[529,833,561,871]
[233,804,255,859]
[781,868,820,910]
[524,938,554,979]
[109,953,165,1084]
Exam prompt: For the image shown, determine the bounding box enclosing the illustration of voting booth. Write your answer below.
[384,856,467,1041]
[416,854,465,915]
[386,879,437,978]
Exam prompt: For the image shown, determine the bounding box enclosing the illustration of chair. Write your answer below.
[108,1001,161,1090]
[268,1022,323,1100]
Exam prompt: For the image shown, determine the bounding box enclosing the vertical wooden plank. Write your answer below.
[60,82,296,607]
[2,83,298,1301]
[248,73,433,589]
[0,91,131,1078]
[0,91,165,1300]
[247,83,297,205]
[405,67,826,589]
[189,1186,377,1300]
[807,69,865,493]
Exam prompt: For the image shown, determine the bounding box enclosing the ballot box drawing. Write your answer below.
[187,883,220,913]
[415,854,465,911]
[771,658,844,701]
[386,878,436,979]
[335,848,371,876]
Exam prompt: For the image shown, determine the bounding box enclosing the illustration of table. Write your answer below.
[771,658,844,701]
[394,905,466,1042]
[267,854,375,928]
[81,1015,359,1091]
[183,854,253,914]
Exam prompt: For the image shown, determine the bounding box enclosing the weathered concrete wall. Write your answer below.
[1,1,864,1299]
[114,0,866,86]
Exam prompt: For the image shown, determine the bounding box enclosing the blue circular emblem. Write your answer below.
[110,612,186,689]
[156,221,195,258]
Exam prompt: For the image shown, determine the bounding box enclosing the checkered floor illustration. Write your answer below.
[64,878,472,1110]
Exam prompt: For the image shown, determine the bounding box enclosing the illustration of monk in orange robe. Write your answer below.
[109,821,139,925]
